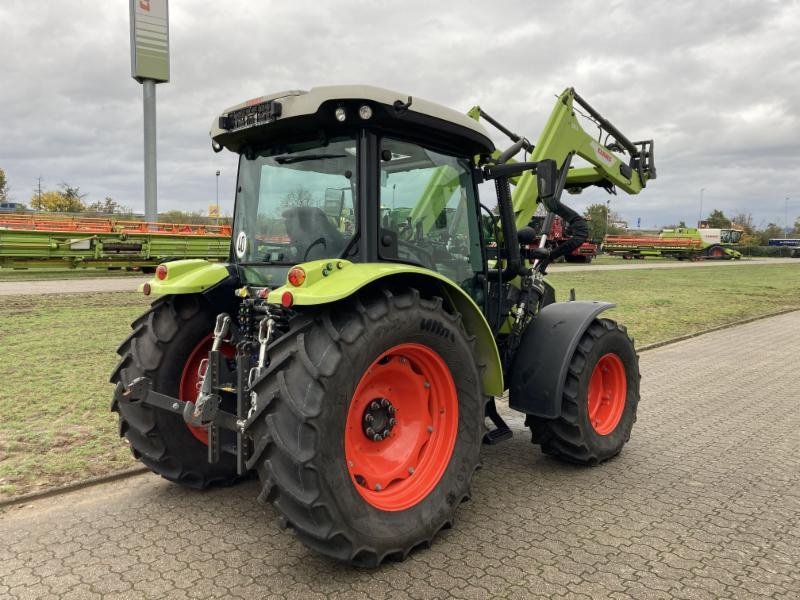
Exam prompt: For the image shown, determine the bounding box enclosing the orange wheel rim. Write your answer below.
[587,353,626,435]
[344,343,458,511]
[179,334,235,444]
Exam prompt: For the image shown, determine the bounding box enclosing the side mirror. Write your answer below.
[535,159,559,212]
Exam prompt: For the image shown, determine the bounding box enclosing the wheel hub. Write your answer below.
[362,398,396,441]
[344,343,459,511]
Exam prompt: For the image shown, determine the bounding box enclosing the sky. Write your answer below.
[1,0,799,229]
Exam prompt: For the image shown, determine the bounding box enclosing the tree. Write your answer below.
[584,203,624,241]
[705,209,731,228]
[280,185,316,210]
[0,168,8,202]
[664,220,688,229]
[730,212,755,235]
[754,222,784,245]
[29,182,87,212]
[793,216,800,235]
[87,197,132,215]
[30,189,86,212]
[159,210,208,224]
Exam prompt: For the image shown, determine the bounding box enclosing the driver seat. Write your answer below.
[282,206,347,260]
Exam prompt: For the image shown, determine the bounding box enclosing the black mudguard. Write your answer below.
[508,300,615,418]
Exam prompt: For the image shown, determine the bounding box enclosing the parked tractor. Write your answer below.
[112,86,656,566]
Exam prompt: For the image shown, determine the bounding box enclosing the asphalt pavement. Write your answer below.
[1,311,798,599]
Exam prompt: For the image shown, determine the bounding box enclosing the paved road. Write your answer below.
[0,277,148,296]
[0,258,796,296]
[1,312,799,599]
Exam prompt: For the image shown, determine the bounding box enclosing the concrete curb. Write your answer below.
[2,308,797,509]
[0,466,150,509]
[636,307,800,352]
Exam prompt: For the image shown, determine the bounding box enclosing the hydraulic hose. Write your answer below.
[543,203,589,264]
[487,176,522,280]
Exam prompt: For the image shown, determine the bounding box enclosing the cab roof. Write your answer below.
[210,85,495,157]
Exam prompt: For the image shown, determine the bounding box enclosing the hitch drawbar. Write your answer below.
[122,376,244,433]
[121,311,275,475]
[122,372,247,471]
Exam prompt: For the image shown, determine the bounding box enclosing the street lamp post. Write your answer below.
[786,196,790,238]
[606,198,611,238]
[215,170,220,225]
[699,187,705,227]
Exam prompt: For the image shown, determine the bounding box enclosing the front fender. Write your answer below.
[268,260,504,396]
[508,300,615,418]
[139,259,230,295]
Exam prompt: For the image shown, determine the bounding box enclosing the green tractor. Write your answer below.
[112,85,656,566]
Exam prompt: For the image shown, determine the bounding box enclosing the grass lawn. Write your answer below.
[0,263,798,499]
[546,263,800,346]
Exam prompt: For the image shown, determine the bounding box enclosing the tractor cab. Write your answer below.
[211,86,495,301]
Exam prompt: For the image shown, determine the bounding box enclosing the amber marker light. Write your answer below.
[287,266,306,286]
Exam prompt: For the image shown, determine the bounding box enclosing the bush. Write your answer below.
[734,245,799,258]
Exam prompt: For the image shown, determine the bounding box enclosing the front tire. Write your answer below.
[527,318,639,465]
[246,288,483,566]
[110,294,240,488]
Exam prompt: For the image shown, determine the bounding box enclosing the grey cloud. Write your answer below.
[1,0,798,227]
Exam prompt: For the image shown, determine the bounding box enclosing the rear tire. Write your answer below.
[110,294,240,488]
[245,288,483,566]
[527,318,639,465]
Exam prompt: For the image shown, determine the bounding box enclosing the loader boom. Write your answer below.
[469,87,655,232]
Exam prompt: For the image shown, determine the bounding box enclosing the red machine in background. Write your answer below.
[530,214,598,263]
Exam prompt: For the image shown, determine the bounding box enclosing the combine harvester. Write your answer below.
[604,226,742,260]
[0,213,230,270]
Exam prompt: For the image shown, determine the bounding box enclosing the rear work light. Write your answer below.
[155,264,168,280]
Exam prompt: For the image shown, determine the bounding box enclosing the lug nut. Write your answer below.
[366,427,375,437]
[370,401,380,411]
[381,398,390,408]
[388,418,396,426]
[373,434,382,442]
[364,413,374,423]
[382,431,391,439]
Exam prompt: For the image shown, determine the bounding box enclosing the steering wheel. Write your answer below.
[302,237,327,261]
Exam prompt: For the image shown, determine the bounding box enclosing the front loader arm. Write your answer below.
[469,87,656,231]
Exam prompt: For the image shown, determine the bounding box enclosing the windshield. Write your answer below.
[233,137,358,267]
[721,230,742,244]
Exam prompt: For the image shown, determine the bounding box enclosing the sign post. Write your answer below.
[130,0,170,224]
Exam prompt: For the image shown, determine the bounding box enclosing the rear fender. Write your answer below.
[139,259,231,295]
[268,260,504,396]
[508,300,615,418]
